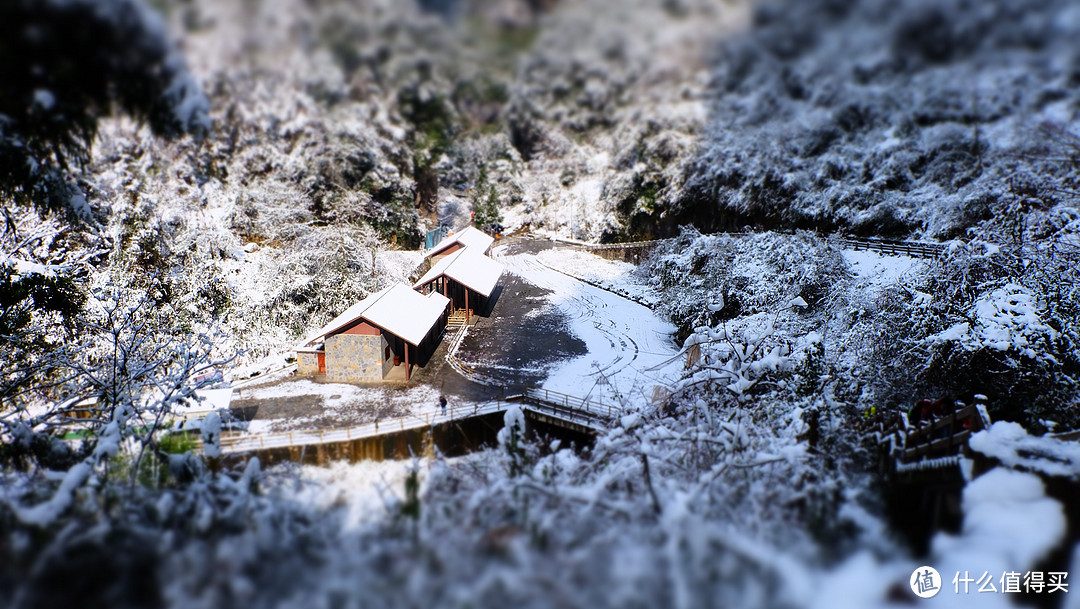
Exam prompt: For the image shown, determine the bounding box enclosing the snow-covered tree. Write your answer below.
[0,0,209,221]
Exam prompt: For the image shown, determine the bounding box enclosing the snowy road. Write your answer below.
[493,242,681,407]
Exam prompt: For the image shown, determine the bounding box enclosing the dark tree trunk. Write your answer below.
[415,164,439,221]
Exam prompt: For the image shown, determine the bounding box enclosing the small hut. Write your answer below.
[296,284,450,382]
[413,248,503,317]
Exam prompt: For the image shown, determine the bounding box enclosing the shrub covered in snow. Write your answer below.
[658,0,1080,245]
[856,242,1080,429]
[645,228,848,341]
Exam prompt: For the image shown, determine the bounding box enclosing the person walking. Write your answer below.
[439,395,448,416]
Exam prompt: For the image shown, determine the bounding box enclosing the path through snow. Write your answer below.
[493,242,681,408]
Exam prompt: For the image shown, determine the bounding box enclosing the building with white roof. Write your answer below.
[413,247,504,316]
[423,226,495,262]
[296,284,450,382]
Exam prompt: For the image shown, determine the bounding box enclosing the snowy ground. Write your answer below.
[231,379,442,433]
[494,242,681,407]
[535,247,661,307]
[841,248,927,283]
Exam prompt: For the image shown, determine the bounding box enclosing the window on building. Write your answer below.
[385,345,391,361]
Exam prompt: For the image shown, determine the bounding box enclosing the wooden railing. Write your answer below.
[861,401,993,476]
[567,232,949,260]
[219,399,509,453]
[898,402,992,463]
[218,388,614,454]
[838,237,946,259]
[582,238,677,252]
[446,309,472,329]
[570,232,950,260]
[519,388,615,424]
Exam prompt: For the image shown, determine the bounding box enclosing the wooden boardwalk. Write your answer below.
[219,387,615,455]
[572,232,949,261]
[838,237,945,259]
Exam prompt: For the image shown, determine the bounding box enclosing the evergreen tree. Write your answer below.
[0,0,210,222]
[0,0,210,401]
[471,164,503,231]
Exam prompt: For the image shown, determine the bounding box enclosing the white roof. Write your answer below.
[425,226,494,258]
[299,284,450,347]
[299,286,391,347]
[413,248,503,298]
[362,284,450,346]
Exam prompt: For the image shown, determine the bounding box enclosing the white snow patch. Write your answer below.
[201,411,222,458]
[13,463,92,527]
[931,468,1065,600]
[537,248,660,306]
[281,458,434,529]
[841,249,923,283]
[33,89,55,110]
[969,421,1080,478]
[928,284,1059,362]
[495,246,680,407]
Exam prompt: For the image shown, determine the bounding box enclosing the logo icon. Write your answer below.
[911,566,942,599]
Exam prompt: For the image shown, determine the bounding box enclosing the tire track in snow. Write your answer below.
[503,254,629,378]
[494,245,678,403]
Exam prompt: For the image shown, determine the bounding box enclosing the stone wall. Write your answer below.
[297,351,320,375]
[325,333,388,382]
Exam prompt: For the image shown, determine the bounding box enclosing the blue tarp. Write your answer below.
[425,226,449,249]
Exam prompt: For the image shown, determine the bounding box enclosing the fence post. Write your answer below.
[289,432,294,445]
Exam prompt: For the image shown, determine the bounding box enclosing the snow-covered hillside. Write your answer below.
[2,0,1080,608]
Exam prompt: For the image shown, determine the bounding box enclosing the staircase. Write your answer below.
[446,309,471,329]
